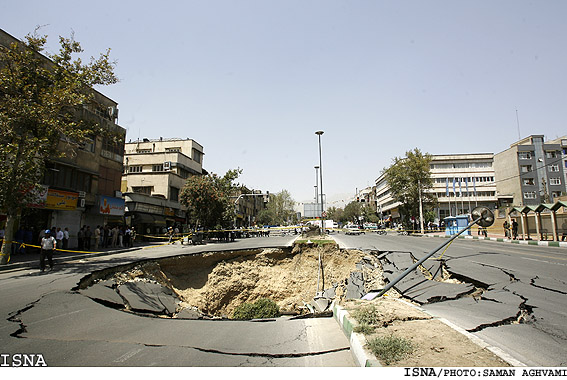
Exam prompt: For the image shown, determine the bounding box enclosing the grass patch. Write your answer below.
[353,323,375,335]
[367,334,415,365]
[350,304,384,327]
[232,298,280,320]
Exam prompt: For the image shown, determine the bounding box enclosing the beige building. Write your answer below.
[375,153,498,224]
[0,28,126,248]
[121,138,205,234]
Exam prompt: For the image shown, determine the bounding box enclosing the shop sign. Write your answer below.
[45,189,78,210]
[99,195,125,216]
[164,207,175,216]
[27,185,49,208]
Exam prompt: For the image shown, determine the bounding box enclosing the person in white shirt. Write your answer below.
[56,228,64,249]
[40,230,56,272]
[63,228,70,249]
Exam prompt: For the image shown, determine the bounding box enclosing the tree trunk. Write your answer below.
[0,212,17,265]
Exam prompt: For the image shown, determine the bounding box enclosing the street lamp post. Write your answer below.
[314,166,319,219]
[315,131,324,235]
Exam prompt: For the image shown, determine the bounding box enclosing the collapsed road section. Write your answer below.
[74,244,384,319]
[378,251,535,333]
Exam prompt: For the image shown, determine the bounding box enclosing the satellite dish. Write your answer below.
[471,206,495,227]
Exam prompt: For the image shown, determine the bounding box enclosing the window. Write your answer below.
[166,147,181,153]
[546,151,557,159]
[521,165,532,173]
[170,186,180,202]
[519,152,533,160]
[523,178,535,186]
[132,186,153,195]
[152,164,164,172]
[128,166,142,173]
[137,149,151,153]
[550,178,561,185]
[548,164,560,172]
[192,148,202,164]
[80,138,95,153]
[523,191,537,199]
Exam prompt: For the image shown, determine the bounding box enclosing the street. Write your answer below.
[0,235,355,367]
[333,231,567,366]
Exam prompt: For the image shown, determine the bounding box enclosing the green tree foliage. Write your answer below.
[341,201,379,226]
[383,148,435,228]
[256,190,296,226]
[0,30,118,264]
[179,169,242,230]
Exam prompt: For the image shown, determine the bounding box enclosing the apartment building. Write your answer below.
[121,138,205,234]
[494,135,567,206]
[0,29,126,247]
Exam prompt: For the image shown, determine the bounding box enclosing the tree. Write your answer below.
[256,190,296,226]
[383,148,436,228]
[0,30,118,264]
[179,169,242,230]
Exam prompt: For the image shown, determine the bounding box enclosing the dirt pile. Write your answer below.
[163,245,368,317]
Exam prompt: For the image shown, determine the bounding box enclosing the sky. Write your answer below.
[2,1,566,209]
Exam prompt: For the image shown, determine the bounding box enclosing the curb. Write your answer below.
[332,302,381,367]
[332,299,527,367]
[425,234,567,248]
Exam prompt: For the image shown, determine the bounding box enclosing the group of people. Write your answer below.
[503,219,519,240]
[79,225,136,251]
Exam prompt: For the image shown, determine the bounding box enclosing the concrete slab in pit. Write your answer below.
[80,282,125,308]
[403,281,474,304]
[117,281,179,315]
[385,252,415,270]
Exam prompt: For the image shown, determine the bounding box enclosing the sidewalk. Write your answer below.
[425,230,567,248]
[0,243,149,272]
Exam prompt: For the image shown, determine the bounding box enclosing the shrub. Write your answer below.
[232,298,280,320]
[367,334,414,365]
[351,304,383,326]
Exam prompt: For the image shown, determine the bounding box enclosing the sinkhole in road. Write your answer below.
[75,244,385,319]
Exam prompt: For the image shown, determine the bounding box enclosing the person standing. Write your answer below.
[40,230,56,272]
[94,226,101,250]
[503,220,509,238]
[84,226,92,250]
[63,228,70,250]
[56,228,64,250]
[77,226,85,250]
[512,219,519,240]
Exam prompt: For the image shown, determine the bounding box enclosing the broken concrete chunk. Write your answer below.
[79,283,125,308]
[117,282,179,315]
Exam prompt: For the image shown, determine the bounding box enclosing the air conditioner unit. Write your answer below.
[164,161,171,171]
[107,106,119,120]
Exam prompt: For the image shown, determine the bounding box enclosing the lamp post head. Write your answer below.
[315,130,324,136]
[315,165,319,169]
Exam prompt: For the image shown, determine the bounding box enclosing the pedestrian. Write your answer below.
[130,227,136,247]
[124,226,131,248]
[94,225,101,250]
[168,226,174,244]
[118,226,124,247]
[77,226,85,250]
[503,220,509,238]
[512,219,519,240]
[56,228,64,250]
[40,229,56,272]
[112,226,118,247]
[84,226,92,250]
[63,228,69,250]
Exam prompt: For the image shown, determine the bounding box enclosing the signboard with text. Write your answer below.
[99,195,125,216]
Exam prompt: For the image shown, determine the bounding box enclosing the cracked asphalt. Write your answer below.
[333,232,567,366]
[0,236,355,367]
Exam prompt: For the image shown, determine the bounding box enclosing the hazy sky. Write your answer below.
[3,1,566,208]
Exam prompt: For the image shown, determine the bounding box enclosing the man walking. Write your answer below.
[40,230,56,272]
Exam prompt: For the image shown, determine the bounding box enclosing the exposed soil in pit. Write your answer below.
[112,244,377,318]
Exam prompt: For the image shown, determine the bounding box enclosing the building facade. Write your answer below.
[121,138,205,235]
[494,135,567,206]
[0,29,126,248]
[375,153,498,224]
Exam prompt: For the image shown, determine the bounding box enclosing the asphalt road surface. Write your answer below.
[0,235,355,367]
[333,230,567,366]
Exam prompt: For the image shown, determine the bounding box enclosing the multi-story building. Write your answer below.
[376,153,498,224]
[0,29,126,248]
[232,190,269,228]
[494,135,567,206]
[121,138,205,234]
